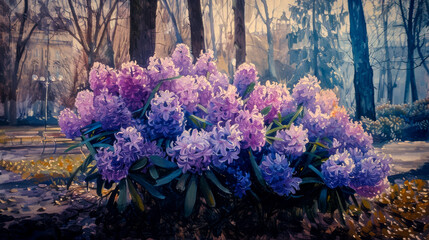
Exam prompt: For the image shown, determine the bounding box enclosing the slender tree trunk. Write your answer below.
[130,0,157,67]
[234,0,246,67]
[260,0,277,80]
[348,0,376,120]
[382,0,394,103]
[401,0,419,103]
[377,68,385,102]
[187,0,205,61]
[209,0,217,57]
[312,0,319,78]
[162,0,183,44]
[407,37,418,102]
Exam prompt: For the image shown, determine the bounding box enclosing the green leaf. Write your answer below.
[130,157,148,171]
[65,131,115,153]
[176,173,190,192]
[335,190,346,225]
[107,185,119,209]
[129,173,165,199]
[243,82,256,97]
[205,171,231,194]
[92,143,113,149]
[184,175,197,217]
[127,178,144,212]
[140,75,182,118]
[286,105,303,127]
[200,176,215,207]
[189,114,213,126]
[308,164,324,180]
[67,165,81,190]
[249,150,268,190]
[81,155,95,173]
[302,152,322,160]
[273,119,283,127]
[197,104,208,114]
[149,155,177,168]
[277,112,282,122]
[155,168,182,186]
[82,122,102,135]
[300,177,323,185]
[260,105,272,116]
[266,122,274,131]
[149,166,159,179]
[266,125,288,135]
[117,179,128,212]
[96,176,104,197]
[309,141,329,149]
[85,172,99,182]
[318,188,328,212]
[266,136,284,142]
[351,194,359,208]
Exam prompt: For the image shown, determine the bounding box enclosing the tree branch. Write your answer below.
[68,0,89,52]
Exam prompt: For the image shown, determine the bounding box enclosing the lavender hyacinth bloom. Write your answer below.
[192,49,218,77]
[147,56,179,92]
[349,150,391,197]
[170,76,200,113]
[235,107,266,151]
[292,76,321,111]
[96,127,163,182]
[168,129,213,174]
[208,72,229,95]
[195,76,214,109]
[246,82,284,123]
[207,85,243,125]
[233,63,259,97]
[272,124,308,158]
[58,108,82,139]
[316,89,338,114]
[321,150,355,189]
[117,61,151,111]
[208,120,243,166]
[147,90,185,139]
[93,89,132,131]
[226,168,251,198]
[300,106,331,141]
[171,44,193,76]
[74,90,95,126]
[260,153,302,196]
[96,148,128,182]
[89,62,119,96]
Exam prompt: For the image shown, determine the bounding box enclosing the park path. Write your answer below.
[378,141,429,175]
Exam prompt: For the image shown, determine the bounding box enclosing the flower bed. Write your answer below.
[59,44,391,222]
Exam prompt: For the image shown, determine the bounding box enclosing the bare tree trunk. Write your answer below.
[187,0,205,61]
[312,0,319,78]
[377,68,385,102]
[130,0,157,67]
[256,0,277,80]
[348,0,376,120]
[161,0,183,44]
[8,0,38,124]
[209,0,217,57]
[399,0,419,103]
[234,0,246,67]
[382,0,394,103]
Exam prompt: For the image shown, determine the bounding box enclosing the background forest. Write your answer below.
[0,0,428,125]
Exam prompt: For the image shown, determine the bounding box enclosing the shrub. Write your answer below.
[362,99,429,143]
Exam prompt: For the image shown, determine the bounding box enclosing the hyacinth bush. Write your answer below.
[59,44,392,221]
